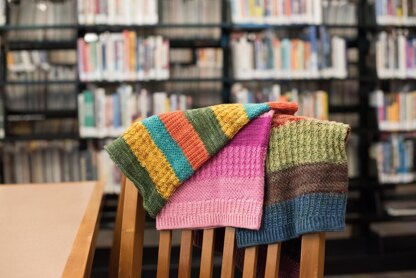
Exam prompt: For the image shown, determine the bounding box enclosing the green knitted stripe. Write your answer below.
[184,107,229,156]
[105,137,166,217]
[267,119,350,172]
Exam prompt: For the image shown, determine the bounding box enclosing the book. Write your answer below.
[322,0,357,25]
[170,48,223,78]
[231,28,347,80]
[370,134,416,184]
[78,0,158,25]
[161,0,221,24]
[375,0,416,26]
[376,30,416,78]
[78,85,193,138]
[370,89,416,131]
[0,97,4,139]
[231,83,329,120]
[0,0,5,25]
[8,0,76,41]
[78,32,169,81]
[230,0,322,25]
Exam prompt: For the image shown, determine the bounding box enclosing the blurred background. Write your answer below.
[0,0,416,277]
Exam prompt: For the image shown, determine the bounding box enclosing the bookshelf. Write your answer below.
[1,0,416,275]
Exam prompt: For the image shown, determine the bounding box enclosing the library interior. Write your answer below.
[1,1,416,277]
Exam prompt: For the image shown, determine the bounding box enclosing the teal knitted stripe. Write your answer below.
[104,137,166,217]
[142,115,194,182]
[243,103,271,120]
[236,193,347,247]
[185,107,228,156]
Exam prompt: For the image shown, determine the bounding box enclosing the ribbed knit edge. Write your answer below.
[236,193,347,248]
[105,137,166,217]
[156,199,263,230]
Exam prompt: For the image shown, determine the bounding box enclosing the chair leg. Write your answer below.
[118,178,146,278]
[108,175,126,278]
[300,233,326,278]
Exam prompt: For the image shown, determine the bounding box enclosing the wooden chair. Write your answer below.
[109,177,326,278]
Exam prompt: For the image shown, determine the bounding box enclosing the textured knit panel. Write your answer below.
[159,111,209,169]
[184,107,229,155]
[106,102,279,217]
[142,115,194,181]
[105,137,165,216]
[267,118,350,172]
[243,103,272,119]
[156,111,274,230]
[236,115,350,248]
[122,121,180,199]
[210,104,250,138]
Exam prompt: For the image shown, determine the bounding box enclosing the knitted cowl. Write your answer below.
[236,113,350,247]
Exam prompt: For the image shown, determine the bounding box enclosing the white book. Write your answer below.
[140,89,149,118]
[153,92,167,115]
[94,88,106,134]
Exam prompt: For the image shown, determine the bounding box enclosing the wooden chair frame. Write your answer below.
[109,177,326,278]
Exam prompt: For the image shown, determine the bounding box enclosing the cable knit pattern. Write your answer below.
[156,111,274,230]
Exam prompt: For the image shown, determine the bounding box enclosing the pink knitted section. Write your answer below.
[156,110,274,230]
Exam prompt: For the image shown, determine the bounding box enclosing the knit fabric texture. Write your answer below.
[156,110,274,230]
[105,101,297,217]
[236,113,350,247]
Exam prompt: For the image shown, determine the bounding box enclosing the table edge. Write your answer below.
[61,181,104,278]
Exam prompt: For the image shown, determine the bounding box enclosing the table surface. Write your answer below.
[0,181,103,278]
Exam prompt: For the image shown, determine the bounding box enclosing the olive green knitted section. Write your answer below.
[184,107,228,156]
[105,137,166,217]
[267,119,350,172]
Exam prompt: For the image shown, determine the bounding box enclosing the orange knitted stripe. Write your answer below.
[160,111,210,170]
[268,101,298,115]
[272,114,305,127]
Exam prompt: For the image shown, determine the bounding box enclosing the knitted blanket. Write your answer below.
[106,101,350,242]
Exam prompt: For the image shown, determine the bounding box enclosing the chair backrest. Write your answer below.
[109,177,326,278]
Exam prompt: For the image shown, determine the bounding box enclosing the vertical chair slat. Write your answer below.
[242,246,258,278]
[200,229,216,278]
[108,175,126,278]
[178,230,193,278]
[221,227,236,278]
[118,178,146,278]
[299,232,326,278]
[157,230,173,278]
[264,243,281,278]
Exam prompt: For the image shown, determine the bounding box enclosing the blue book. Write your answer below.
[281,39,291,70]
[136,37,143,72]
[113,93,121,128]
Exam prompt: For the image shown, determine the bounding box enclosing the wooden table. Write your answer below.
[0,181,103,278]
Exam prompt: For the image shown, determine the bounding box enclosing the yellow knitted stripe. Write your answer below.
[210,104,250,138]
[122,121,180,199]
[267,119,350,173]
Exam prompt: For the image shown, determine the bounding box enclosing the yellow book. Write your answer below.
[249,0,255,17]
[129,31,137,74]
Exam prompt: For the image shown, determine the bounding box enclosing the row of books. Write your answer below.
[376,31,416,78]
[375,0,416,25]
[170,48,223,79]
[322,0,357,25]
[1,140,121,193]
[371,135,415,184]
[231,83,328,120]
[370,90,416,131]
[161,0,221,24]
[6,84,77,111]
[0,0,5,25]
[78,0,158,25]
[78,85,192,138]
[231,28,347,80]
[229,0,322,24]
[7,119,78,137]
[78,32,169,81]
[7,50,77,81]
[8,0,76,41]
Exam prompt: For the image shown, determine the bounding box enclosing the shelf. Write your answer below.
[78,23,227,33]
[80,78,226,84]
[0,24,77,30]
[1,133,80,141]
[6,110,77,119]
[0,80,78,85]
[8,40,77,50]
[230,23,358,30]
[329,105,360,113]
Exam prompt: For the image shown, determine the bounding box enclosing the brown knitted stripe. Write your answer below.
[265,162,348,205]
